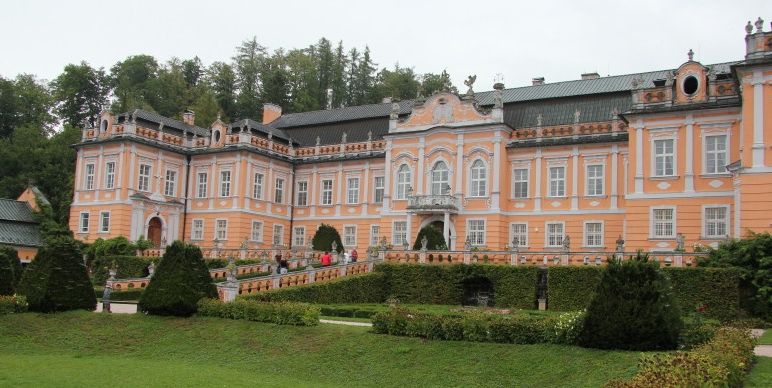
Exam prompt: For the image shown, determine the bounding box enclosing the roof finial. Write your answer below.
[316,136,321,146]
[755,17,764,33]
[687,49,694,61]
[745,21,754,35]
[573,109,581,124]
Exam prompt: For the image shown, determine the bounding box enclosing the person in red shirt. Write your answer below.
[350,248,358,263]
[321,251,331,266]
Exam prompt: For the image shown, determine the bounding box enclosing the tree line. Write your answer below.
[0,36,457,227]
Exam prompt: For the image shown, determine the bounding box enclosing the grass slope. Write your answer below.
[0,311,640,387]
[757,329,772,345]
[745,357,772,387]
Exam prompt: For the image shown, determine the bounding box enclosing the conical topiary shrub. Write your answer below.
[311,224,344,253]
[17,237,96,312]
[138,241,217,316]
[412,225,447,250]
[579,252,682,350]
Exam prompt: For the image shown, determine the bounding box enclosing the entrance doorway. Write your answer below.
[147,217,163,248]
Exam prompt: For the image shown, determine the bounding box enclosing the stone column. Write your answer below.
[751,70,765,167]
[443,212,450,247]
[634,119,644,193]
[684,114,695,192]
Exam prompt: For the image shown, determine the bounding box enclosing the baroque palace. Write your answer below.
[70,21,772,254]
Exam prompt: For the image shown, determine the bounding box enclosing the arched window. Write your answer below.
[431,161,450,195]
[396,164,411,199]
[470,159,487,197]
[100,120,108,133]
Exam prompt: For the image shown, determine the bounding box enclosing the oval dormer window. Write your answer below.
[100,119,108,133]
[213,130,221,143]
[683,75,699,96]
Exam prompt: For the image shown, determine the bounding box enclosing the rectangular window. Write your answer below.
[191,219,204,240]
[274,178,284,203]
[586,165,604,196]
[219,171,231,197]
[251,221,263,242]
[296,181,308,206]
[99,211,110,233]
[344,225,357,246]
[253,172,263,199]
[652,208,675,238]
[293,227,305,247]
[321,179,333,205]
[705,135,727,174]
[510,223,528,247]
[196,172,208,198]
[704,207,728,238]
[104,162,115,189]
[370,225,380,246]
[79,212,89,233]
[585,222,603,247]
[164,170,177,197]
[373,176,385,203]
[654,139,675,176]
[84,163,95,190]
[347,177,359,204]
[393,221,407,246]
[546,222,564,247]
[513,168,529,198]
[138,164,151,192]
[273,224,284,246]
[396,166,411,199]
[215,219,227,240]
[468,220,486,246]
[548,166,565,197]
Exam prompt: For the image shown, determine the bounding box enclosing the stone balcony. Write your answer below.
[406,194,460,213]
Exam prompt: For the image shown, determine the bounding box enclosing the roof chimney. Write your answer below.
[532,77,545,86]
[581,72,600,80]
[262,103,282,124]
[182,109,195,125]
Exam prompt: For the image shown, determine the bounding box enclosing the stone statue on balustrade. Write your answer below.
[108,261,117,281]
[464,236,472,251]
[147,261,155,278]
[562,235,571,251]
[510,237,519,253]
[615,235,625,253]
[420,235,428,252]
[675,233,685,252]
[379,236,388,250]
[331,240,338,253]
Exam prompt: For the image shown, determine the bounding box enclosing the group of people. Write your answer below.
[275,247,358,274]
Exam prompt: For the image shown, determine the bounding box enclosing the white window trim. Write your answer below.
[293,226,306,247]
[582,220,604,248]
[273,224,284,246]
[649,205,677,239]
[701,131,731,176]
[511,166,530,199]
[296,180,309,206]
[79,211,90,233]
[164,169,178,197]
[466,219,486,246]
[373,176,385,203]
[428,159,452,196]
[343,224,357,247]
[347,177,360,205]
[98,211,110,233]
[191,218,205,241]
[545,221,565,248]
[219,170,232,197]
[250,220,264,243]
[508,222,529,248]
[650,135,678,178]
[274,177,285,204]
[370,224,380,246]
[701,204,731,239]
[468,159,488,198]
[104,161,116,190]
[84,163,96,190]
[394,164,412,200]
[196,171,208,199]
[138,163,152,192]
[584,163,606,197]
[392,221,407,245]
[320,178,334,206]
[215,218,228,240]
[547,165,567,198]
[253,172,264,200]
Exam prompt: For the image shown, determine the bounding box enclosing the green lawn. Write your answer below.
[745,356,772,387]
[758,329,772,345]
[0,311,641,387]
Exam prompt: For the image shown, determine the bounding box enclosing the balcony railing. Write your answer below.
[406,194,459,212]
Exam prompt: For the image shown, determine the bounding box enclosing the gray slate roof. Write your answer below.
[0,199,41,247]
[121,109,211,137]
[503,92,631,129]
[229,119,292,142]
[280,117,389,147]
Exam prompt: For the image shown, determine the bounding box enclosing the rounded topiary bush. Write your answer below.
[311,224,343,253]
[413,225,446,250]
[579,253,682,350]
[17,237,96,312]
[138,241,217,316]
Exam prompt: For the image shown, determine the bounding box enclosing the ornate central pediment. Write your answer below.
[391,92,498,133]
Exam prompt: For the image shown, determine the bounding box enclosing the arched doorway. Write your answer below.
[419,216,456,250]
[147,217,163,248]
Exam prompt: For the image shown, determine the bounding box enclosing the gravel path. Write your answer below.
[319,319,373,327]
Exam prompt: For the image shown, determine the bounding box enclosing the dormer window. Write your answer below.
[213,129,221,143]
[683,75,699,96]
[100,119,108,133]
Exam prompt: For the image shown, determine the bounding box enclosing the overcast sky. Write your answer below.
[1,0,770,91]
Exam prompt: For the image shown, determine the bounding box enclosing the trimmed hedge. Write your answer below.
[666,267,741,321]
[0,295,28,315]
[91,255,159,284]
[376,264,539,309]
[197,298,319,326]
[607,327,756,388]
[372,308,561,344]
[547,267,602,311]
[242,273,388,304]
[547,266,741,320]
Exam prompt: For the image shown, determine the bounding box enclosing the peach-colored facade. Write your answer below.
[70,22,772,254]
